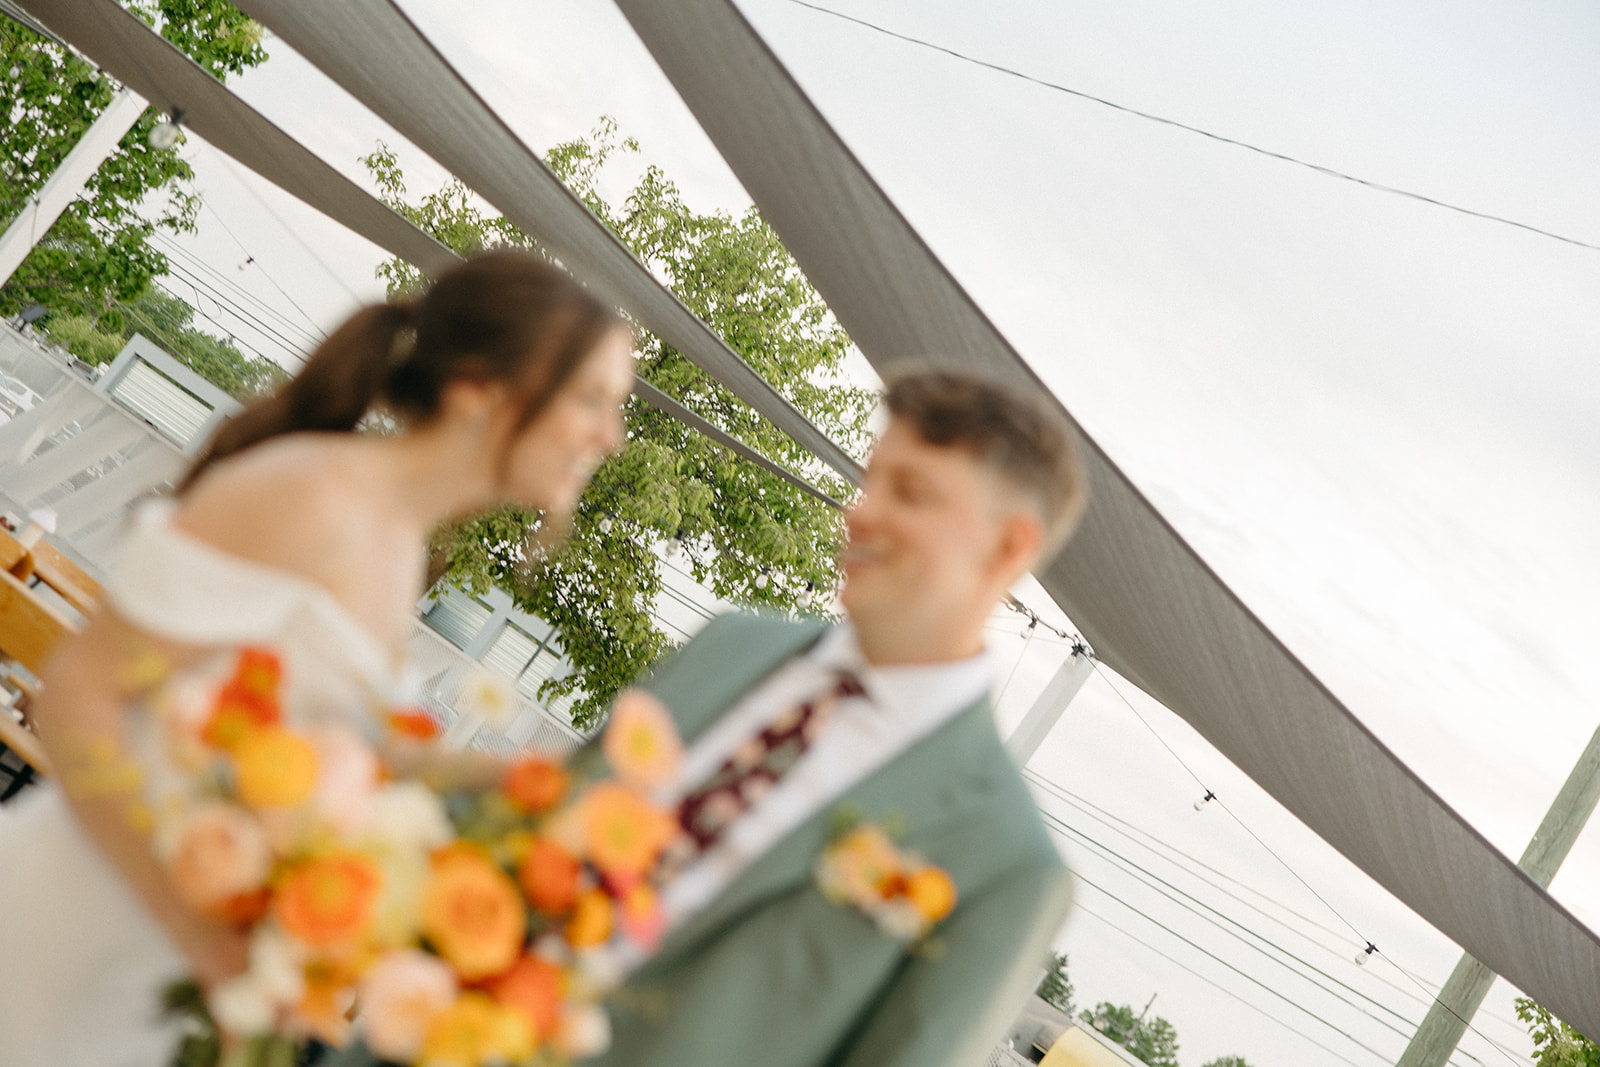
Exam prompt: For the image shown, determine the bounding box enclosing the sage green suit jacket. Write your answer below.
[591,612,1074,1067]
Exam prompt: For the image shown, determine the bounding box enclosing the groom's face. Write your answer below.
[840,418,1012,633]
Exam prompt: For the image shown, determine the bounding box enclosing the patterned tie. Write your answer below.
[663,672,865,873]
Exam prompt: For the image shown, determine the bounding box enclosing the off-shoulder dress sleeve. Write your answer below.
[103,499,306,647]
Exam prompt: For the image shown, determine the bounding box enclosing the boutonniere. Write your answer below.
[813,811,957,943]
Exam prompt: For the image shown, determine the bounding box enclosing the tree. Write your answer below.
[1201,1056,1254,1067]
[39,287,283,400]
[0,2,266,320]
[1036,951,1075,1017]
[363,119,874,727]
[1079,1001,1179,1067]
[1516,999,1600,1067]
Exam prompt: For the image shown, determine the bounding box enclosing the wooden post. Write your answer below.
[1396,721,1600,1065]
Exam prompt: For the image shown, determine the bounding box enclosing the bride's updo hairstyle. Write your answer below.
[179,250,624,492]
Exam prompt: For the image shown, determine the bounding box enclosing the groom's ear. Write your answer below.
[986,505,1045,582]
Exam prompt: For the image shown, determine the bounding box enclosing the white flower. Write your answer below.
[572,946,626,996]
[455,666,520,729]
[871,899,928,942]
[247,924,306,1007]
[208,973,275,1036]
[557,1002,612,1059]
[365,781,453,851]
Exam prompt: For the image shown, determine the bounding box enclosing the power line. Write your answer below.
[778,0,1600,255]
[1035,804,1495,1067]
[149,233,323,351]
[1079,660,1527,1064]
[1023,770,1528,1043]
[199,197,328,342]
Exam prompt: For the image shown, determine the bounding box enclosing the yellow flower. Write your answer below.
[421,992,535,1067]
[905,866,957,923]
[564,887,613,950]
[234,727,319,808]
[602,689,683,790]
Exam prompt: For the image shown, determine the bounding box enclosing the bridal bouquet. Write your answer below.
[152,647,684,1067]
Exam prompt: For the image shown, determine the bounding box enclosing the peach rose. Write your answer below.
[166,801,273,912]
[617,882,664,953]
[602,689,683,790]
[358,949,458,1062]
[814,824,903,909]
[422,848,526,981]
[307,724,379,833]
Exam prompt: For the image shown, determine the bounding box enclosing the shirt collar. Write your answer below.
[809,622,996,723]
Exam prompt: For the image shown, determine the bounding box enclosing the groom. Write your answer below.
[599,369,1088,1067]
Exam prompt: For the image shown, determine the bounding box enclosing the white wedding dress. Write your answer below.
[0,499,411,1066]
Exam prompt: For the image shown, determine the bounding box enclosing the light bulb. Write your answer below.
[1354,943,1376,965]
[755,572,769,589]
[149,118,183,150]
[665,537,682,558]
[1193,790,1216,812]
[598,516,613,535]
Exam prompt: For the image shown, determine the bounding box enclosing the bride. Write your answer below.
[0,250,634,1064]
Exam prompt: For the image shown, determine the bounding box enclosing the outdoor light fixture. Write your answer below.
[598,516,614,535]
[754,570,769,590]
[148,108,185,149]
[1355,942,1378,965]
[1192,789,1217,812]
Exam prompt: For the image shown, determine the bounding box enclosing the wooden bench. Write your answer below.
[0,569,76,799]
[19,539,101,617]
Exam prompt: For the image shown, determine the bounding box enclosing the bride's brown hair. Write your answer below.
[179,250,624,492]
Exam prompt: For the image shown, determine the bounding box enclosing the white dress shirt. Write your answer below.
[654,622,995,935]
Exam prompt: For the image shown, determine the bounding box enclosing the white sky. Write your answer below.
[138,1,1600,1063]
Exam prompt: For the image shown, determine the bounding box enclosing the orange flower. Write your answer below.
[488,955,564,1042]
[422,849,526,981]
[517,837,581,916]
[298,958,357,1046]
[503,757,569,814]
[201,648,284,751]
[422,992,535,1067]
[386,708,440,741]
[602,689,683,789]
[207,886,272,928]
[233,727,319,808]
[564,887,613,949]
[577,782,676,881]
[275,852,382,948]
[904,866,957,923]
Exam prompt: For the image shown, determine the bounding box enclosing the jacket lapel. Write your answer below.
[636,697,1004,981]
[647,615,829,743]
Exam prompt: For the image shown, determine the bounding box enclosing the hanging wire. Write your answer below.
[778,0,1600,254]
[1082,659,1528,1066]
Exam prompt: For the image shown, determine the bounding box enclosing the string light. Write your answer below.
[1192,789,1217,812]
[664,528,685,558]
[754,570,770,590]
[1355,942,1378,966]
[148,107,185,150]
[798,580,816,609]
[598,516,613,535]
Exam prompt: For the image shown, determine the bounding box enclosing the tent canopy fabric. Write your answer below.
[609,0,1600,1036]
[14,0,844,509]
[225,0,864,487]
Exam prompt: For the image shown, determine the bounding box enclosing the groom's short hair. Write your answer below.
[883,369,1087,554]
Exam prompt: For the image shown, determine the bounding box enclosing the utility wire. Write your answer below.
[1024,770,1530,1040]
[149,232,323,348]
[1083,659,1526,1065]
[779,0,1600,255]
[1034,804,1494,1067]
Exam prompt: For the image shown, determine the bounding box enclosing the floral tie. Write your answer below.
[662,672,865,874]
